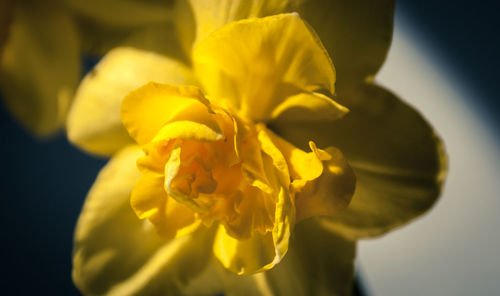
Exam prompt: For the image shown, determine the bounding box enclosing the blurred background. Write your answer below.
[1,0,499,295]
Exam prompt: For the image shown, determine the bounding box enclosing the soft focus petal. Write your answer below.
[0,0,14,56]
[273,84,446,239]
[67,47,195,155]
[291,0,395,89]
[261,218,356,296]
[0,1,80,136]
[193,13,335,121]
[73,145,215,295]
[121,82,220,145]
[64,0,174,28]
[183,258,265,295]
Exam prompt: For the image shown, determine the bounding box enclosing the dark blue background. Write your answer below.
[1,1,498,294]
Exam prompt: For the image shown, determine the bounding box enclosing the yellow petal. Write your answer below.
[73,145,215,295]
[193,13,335,121]
[67,47,195,156]
[183,257,265,295]
[271,92,348,122]
[261,218,356,296]
[187,0,292,46]
[213,225,277,275]
[121,82,218,145]
[0,2,80,136]
[295,146,356,222]
[131,174,199,238]
[260,127,355,221]
[291,0,395,89]
[273,83,447,239]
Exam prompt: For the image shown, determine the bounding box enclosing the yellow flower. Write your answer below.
[0,0,178,136]
[68,1,446,295]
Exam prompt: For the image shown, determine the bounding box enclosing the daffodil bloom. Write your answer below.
[0,0,179,136]
[68,1,446,295]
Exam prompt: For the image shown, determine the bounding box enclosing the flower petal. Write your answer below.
[261,218,356,296]
[67,47,195,156]
[193,13,335,121]
[291,0,395,89]
[187,0,292,46]
[130,174,200,239]
[261,127,355,222]
[273,83,447,239]
[73,145,215,295]
[213,225,277,275]
[271,92,348,122]
[0,2,80,136]
[212,164,294,275]
[121,82,220,145]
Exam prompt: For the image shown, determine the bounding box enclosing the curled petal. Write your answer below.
[271,91,349,122]
[121,82,218,145]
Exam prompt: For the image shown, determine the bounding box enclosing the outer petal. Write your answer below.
[193,13,336,121]
[0,1,80,136]
[273,84,447,239]
[261,218,356,296]
[73,145,215,295]
[291,0,395,89]
[67,47,195,155]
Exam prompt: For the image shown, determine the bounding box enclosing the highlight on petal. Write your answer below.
[273,83,447,239]
[290,0,395,88]
[73,145,215,295]
[67,47,195,156]
[260,218,356,296]
[270,91,348,122]
[0,1,80,136]
[193,13,336,121]
[121,82,219,145]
